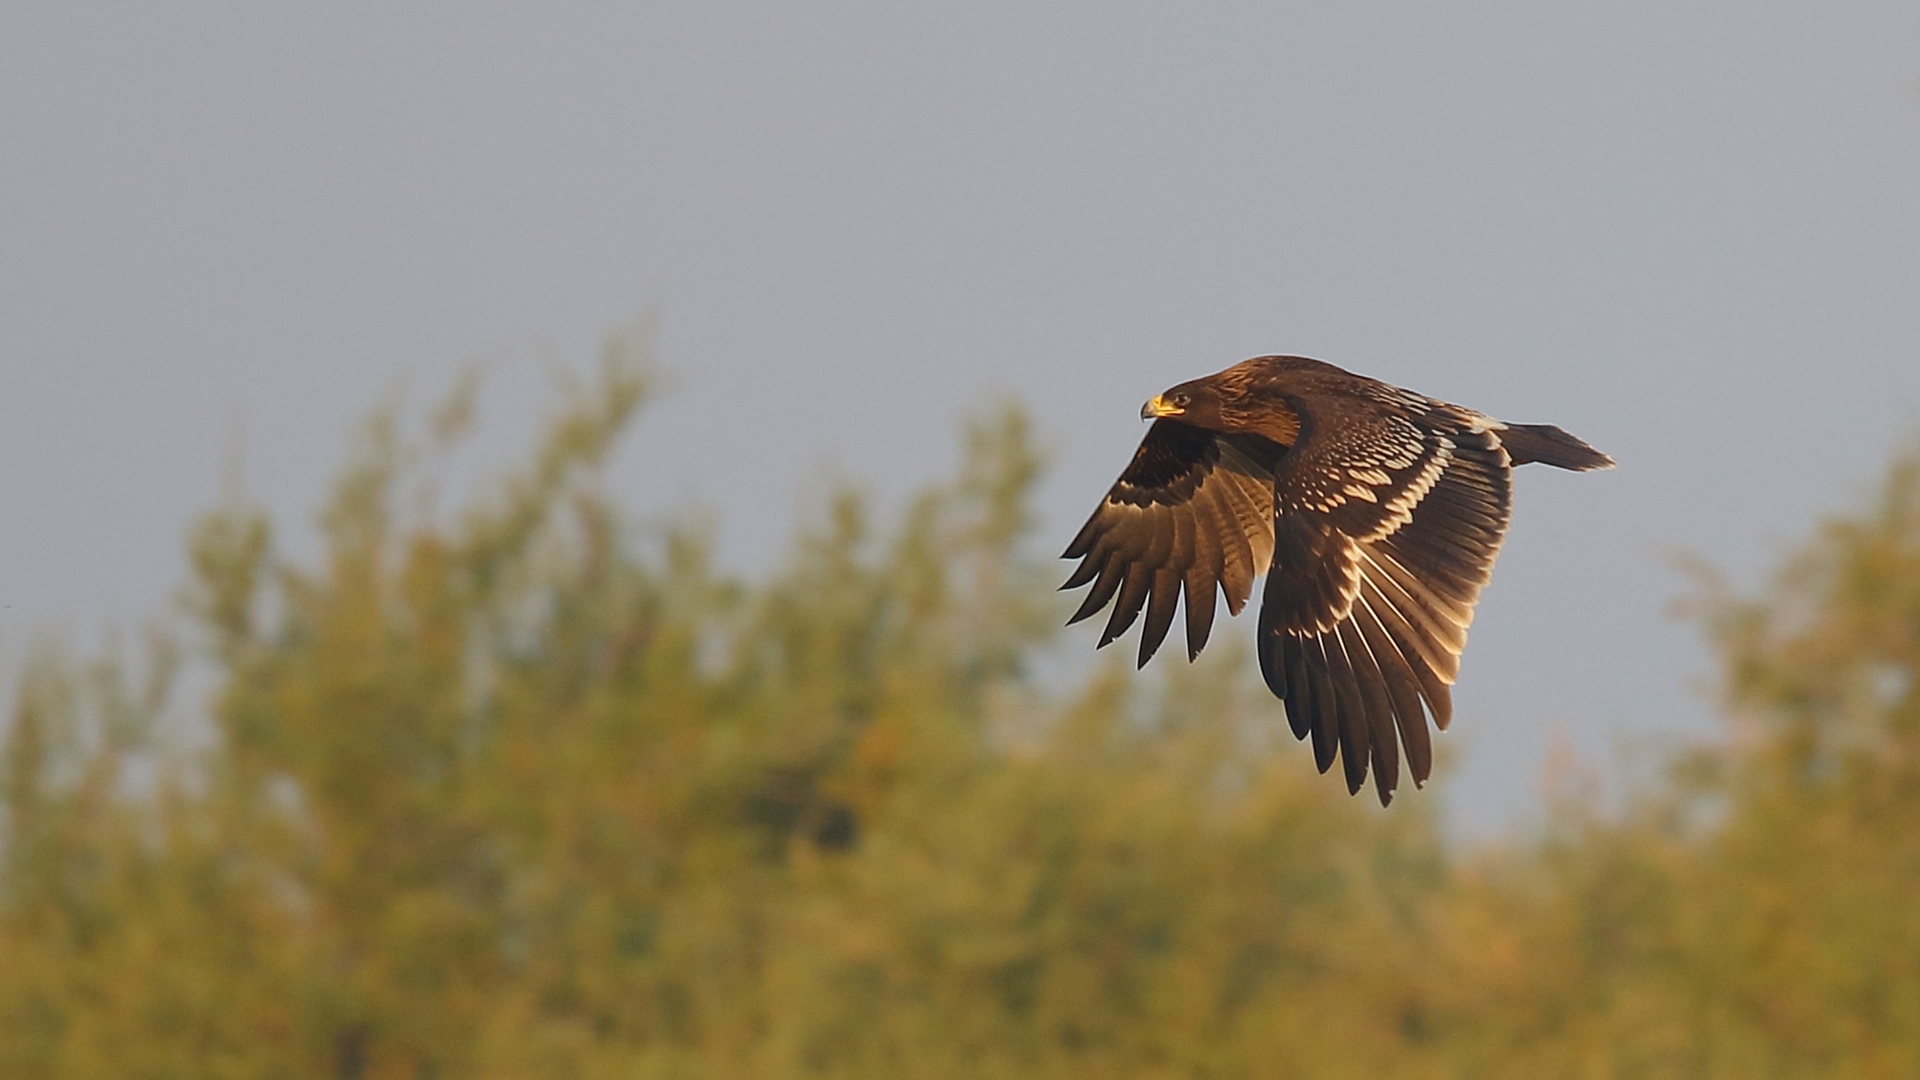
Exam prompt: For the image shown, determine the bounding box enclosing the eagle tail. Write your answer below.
[1499,423,1613,471]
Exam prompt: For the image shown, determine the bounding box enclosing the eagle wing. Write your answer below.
[1061,420,1286,667]
[1258,385,1513,804]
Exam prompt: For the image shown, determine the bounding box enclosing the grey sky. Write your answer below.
[4,3,1917,835]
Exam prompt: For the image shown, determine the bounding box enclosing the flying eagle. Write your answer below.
[1062,356,1611,804]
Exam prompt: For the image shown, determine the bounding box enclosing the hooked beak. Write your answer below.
[1141,394,1184,420]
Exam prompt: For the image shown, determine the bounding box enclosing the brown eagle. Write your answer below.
[1062,356,1611,804]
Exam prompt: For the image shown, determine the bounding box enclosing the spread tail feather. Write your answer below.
[1499,423,1613,471]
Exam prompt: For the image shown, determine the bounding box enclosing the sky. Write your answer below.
[4,3,1918,836]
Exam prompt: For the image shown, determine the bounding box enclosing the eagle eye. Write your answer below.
[1171,392,1192,407]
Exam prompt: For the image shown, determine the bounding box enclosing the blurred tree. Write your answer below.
[3,329,1919,1079]
[1389,444,1920,1080]
[1677,446,1920,1076]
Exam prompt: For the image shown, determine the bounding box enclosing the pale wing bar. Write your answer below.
[1259,421,1514,803]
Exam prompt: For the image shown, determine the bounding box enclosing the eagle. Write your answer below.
[1062,356,1611,804]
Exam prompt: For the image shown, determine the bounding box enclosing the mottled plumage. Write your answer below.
[1063,356,1611,804]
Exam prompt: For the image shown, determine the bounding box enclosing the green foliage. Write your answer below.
[4,337,1920,1077]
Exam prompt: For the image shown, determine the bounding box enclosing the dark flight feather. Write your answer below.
[1062,421,1283,667]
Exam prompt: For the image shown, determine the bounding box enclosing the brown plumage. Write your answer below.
[1062,356,1612,804]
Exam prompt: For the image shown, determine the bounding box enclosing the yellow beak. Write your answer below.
[1141,395,1184,419]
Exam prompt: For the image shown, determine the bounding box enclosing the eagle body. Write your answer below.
[1063,356,1611,804]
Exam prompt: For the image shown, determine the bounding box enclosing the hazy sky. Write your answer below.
[5,3,1918,835]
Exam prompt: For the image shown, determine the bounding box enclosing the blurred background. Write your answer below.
[3,4,1919,1075]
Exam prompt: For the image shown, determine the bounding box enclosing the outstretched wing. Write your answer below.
[1061,420,1286,667]
[1257,387,1514,805]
